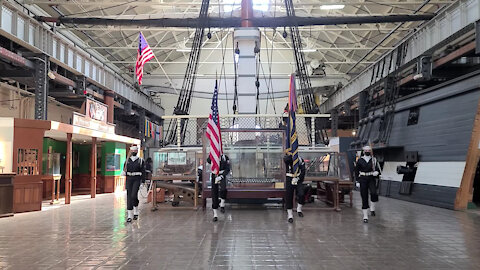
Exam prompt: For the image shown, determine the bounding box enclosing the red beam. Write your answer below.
[241,0,253,27]
[0,47,30,68]
[52,71,75,87]
[433,41,476,68]
[399,74,414,86]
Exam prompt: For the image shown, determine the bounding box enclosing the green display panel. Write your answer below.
[101,142,126,176]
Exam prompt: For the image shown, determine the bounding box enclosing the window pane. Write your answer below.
[52,39,57,58]
[17,17,25,40]
[28,24,35,46]
[59,44,65,62]
[68,49,74,66]
[1,6,13,34]
[84,60,90,77]
[92,65,97,81]
[76,55,82,72]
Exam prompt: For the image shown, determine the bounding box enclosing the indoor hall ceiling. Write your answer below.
[26,0,454,101]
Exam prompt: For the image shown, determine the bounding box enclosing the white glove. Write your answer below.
[121,171,126,177]
[373,171,379,177]
[291,177,299,185]
[215,175,223,184]
[356,182,360,188]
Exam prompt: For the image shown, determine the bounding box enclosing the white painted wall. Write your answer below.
[0,118,14,173]
[414,162,466,188]
[0,83,79,124]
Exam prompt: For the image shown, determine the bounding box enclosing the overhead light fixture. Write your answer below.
[320,4,345,10]
[176,48,191,52]
[47,71,56,80]
[300,49,317,52]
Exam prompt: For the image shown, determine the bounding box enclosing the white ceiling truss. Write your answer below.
[27,0,454,102]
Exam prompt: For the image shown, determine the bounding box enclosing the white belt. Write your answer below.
[219,170,225,174]
[127,172,142,176]
[286,173,295,177]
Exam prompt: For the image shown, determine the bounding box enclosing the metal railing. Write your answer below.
[160,114,330,147]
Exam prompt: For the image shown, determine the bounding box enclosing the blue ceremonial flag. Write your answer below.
[286,74,299,176]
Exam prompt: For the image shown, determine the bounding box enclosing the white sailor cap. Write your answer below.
[362,145,372,151]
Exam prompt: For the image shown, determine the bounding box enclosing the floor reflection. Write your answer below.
[0,192,479,269]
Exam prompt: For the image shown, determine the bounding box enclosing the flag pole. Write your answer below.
[216,71,223,154]
[215,70,219,178]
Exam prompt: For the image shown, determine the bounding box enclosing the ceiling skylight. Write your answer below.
[223,0,270,13]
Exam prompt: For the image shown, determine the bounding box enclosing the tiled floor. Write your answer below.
[1,192,480,270]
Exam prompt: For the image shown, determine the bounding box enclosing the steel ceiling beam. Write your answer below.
[84,46,395,50]
[61,27,411,32]
[107,61,376,64]
[26,0,453,6]
[36,14,435,28]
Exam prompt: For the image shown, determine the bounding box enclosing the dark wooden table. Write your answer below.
[304,176,341,211]
[151,175,198,210]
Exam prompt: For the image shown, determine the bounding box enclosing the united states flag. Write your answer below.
[206,80,222,175]
[135,33,155,85]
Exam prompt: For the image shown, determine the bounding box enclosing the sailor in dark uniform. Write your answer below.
[284,154,306,223]
[207,154,230,222]
[123,145,145,222]
[356,145,381,223]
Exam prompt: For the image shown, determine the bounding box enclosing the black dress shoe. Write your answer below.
[363,218,368,223]
[371,211,376,217]
[133,215,138,220]
[220,207,225,213]
[127,218,132,223]
[213,217,218,222]
[288,218,293,223]
[298,212,304,217]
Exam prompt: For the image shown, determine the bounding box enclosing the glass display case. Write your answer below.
[42,152,61,176]
[147,148,201,209]
[202,129,286,200]
[301,151,352,181]
[150,149,198,177]
[300,150,353,210]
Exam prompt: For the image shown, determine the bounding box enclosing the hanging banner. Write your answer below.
[156,125,161,142]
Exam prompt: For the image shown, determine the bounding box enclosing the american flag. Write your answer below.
[135,33,155,85]
[206,80,222,175]
[286,74,299,177]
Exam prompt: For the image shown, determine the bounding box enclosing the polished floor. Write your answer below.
[1,192,480,270]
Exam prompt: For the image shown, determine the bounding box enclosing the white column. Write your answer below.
[234,28,260,130]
